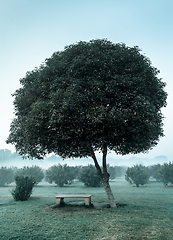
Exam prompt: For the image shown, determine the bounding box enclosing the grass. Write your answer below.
[0,179,173,239]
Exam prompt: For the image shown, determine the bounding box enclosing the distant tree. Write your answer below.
[0,149,22,166]
[110,166,127,178]
[117,166,128,177]
[159,162,173,186]
[45,154,63,162]
[71,165,82,180]
[11,175,35,201]
[45,164,75,187]
[79,165,102,187]
[0,167,14,187]
[149,164,162,181]
[107,165,116,180]
[7,39,167,208]
[16,166,44,184]
[125,164,149,187]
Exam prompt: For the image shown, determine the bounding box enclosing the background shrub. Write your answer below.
[16,165,44,184]
[79,165,102,187]
[0,167,14,187]
[45,164,75,187]
[125,164,149,187]
[11,175,36,201]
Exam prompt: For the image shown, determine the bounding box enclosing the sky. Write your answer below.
[0,0,173,162]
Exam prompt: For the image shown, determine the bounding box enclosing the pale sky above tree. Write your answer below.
[1,0,173,160]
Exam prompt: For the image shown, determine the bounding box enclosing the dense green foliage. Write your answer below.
[125,164,149,187]
[16,165,44,184]
[0,167,14,186]
[11,175,36,201]
[6,39,167,207]
[79,164,102,187]
[7,39,167,160]
[45,164,75,187]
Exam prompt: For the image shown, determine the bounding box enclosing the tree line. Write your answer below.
[0,164,127,187]
[125,163,173,187]
[1,163,173,188]
[1,163,173,202]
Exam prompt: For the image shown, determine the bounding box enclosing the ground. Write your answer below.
[0,179,173,239]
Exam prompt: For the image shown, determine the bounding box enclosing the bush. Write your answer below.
[11,175,36,201]
[159,162,173,186]
[79,165,102,187]
[125,164,149,187]
[16,165,44,184]
[0,167,14,187]
[45,164,75,187]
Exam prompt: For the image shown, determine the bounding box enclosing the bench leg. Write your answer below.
[56,198,64,205]
[84,197,91,206]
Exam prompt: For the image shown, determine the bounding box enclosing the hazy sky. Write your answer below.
[1,0,173,160]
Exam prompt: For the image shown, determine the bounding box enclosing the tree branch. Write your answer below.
[102,143,107,173]
[89,146,103,178]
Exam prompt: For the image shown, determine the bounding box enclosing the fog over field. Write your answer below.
[0,149,169,169]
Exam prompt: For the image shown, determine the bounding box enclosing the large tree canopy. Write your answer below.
[7,39,167,207]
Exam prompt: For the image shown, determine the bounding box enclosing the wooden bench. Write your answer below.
[55,194,92,206]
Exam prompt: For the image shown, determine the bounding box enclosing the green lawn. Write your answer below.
[0,179,173,239]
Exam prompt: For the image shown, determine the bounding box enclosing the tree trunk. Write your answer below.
[101,176,117,208]
[90,146,117,208]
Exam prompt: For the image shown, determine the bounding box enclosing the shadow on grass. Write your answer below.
[52,201,94,209]
[51,202,127,210]
[0,201,17,206]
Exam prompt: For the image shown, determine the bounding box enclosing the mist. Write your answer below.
[0,149,169,169]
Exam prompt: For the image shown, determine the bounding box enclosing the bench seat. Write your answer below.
[55,194,92,206]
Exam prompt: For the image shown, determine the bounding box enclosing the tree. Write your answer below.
[149,164,162,181]
[106,165,127,179]
[79,164,102,187]
[71,165,82,180]
[11,175,36,201]
[6,39,167,208]
[0,167,14,187]
[125,164,150,187]
[159,162,173,186]
[16,165,44,184]
[45,164,75,187]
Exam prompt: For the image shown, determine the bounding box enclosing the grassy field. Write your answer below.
[0,178,173,240]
